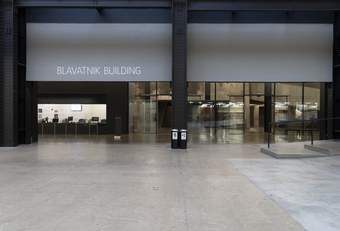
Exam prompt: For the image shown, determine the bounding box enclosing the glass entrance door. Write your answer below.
[129,82,172,135]
[187,82,215,142]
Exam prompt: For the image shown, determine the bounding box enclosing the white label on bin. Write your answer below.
[181,132,187,140]
[172,132,178,140]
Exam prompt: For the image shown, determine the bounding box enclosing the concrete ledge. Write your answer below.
[304,144,331,155]
[261,147,327,159]
[304,141,340,156]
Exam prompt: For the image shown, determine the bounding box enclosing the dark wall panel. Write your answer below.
[189,0,340,11]
[26,8,171,23]
[333,13,340,138]
[0,1,19,147]
[189,11,334,23]
[0,3,4,145]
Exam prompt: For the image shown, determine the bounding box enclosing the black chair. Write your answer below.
[78,119,86,124]
[91,117,99,122]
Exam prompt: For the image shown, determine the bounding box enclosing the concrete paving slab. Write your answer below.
[231,156,340,231]
[0,141,303,231]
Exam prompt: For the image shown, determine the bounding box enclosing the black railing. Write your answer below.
[266,117,340,149]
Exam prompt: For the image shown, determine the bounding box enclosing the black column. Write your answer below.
[0,1,18,147]
[319,83,329,140]
[171,0,187,147]
[264,83,272,133]
[326,83,333,139]
[333,13,340,138]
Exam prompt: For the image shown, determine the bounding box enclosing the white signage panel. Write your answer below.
[188,24,333,82]
[28,23,333,82]
[26,23,172,81]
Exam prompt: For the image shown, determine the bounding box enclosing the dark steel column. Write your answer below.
[326,83,333,139]
[0,0,18,147]
[319,83,328,140]
[171,0,187,148]
[264,83,273,133]
[333,13,340,138]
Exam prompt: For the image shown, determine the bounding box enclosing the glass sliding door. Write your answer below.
[129,82,157,134]
[215,83,244,143]
[156,82,172,134]
[243,83,265,143]
[304,83,321,140]
[304,83,320,120]
[244,83,265,132]
[187,82,245,143]
[129,82,172,135]
[274,83,303,142]
[187,82,215,142]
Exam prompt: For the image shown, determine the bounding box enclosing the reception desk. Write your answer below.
[38,122,108,135]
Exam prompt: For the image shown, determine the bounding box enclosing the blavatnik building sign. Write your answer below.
[56,65,143,77]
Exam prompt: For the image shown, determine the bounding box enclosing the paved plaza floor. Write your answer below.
[0,139,339,230]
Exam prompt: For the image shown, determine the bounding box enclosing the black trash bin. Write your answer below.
[114,117,122,135]
[179,129,187,149]
[171,129,179,149]
[114,117,122,140]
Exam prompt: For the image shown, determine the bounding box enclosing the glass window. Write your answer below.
[216,83,243,101]
[157,82,171,97]
[188,82,205,101]
[304,83,320,120]
[244,83,264,131]
[37,104,106,123]
[275,83,303,122]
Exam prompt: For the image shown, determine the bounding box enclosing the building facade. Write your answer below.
[1,0,340,148]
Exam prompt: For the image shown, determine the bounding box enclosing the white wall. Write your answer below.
[27,23,172,82]
[38,104,106,122]
[27,23,333,83]
[188,24,333,82]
